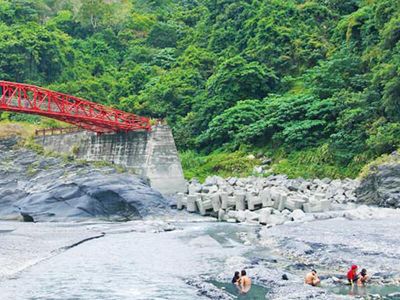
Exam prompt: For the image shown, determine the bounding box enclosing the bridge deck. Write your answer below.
[0,81,151,133]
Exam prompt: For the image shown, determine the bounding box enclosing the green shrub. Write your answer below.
[180,150,260,182]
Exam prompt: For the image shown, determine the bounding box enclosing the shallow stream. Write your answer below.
[1,218,400,299]
[331,285,400,298]
[209,280,270,299]
[0,222,269,299]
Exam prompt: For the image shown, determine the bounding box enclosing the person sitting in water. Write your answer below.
[305,269,321,286]
[238,269,252,293]
[357,268,369,286]
[232,271,240,284]
[347,265,359,285]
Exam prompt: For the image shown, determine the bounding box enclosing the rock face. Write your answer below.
[356,158,400,208]
[0,137,168,221]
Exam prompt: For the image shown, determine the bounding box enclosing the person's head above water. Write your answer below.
[361,268,367,276]
[351,265,358,270]
[311,269,317,275]
[241,270,247,276]
[232,271,240,283]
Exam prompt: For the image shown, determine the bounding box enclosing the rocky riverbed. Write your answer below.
[1,209,400,300]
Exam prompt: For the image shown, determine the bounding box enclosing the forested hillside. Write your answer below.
[1,0,399,179]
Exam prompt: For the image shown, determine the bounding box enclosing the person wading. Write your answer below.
[305,269,321,286]
[231,271,240,285]
[238,269,252,294]
[357,268,369,286]
[347,265,359,285]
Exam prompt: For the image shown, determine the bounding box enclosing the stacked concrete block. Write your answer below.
[221,195,236,210]
[176,192,187,210]
[285,197,306,211]
[247,193,263,211]
[196,195,213,216]
[210,194,221,212]
[303,200,331,213]
[260,189,273,207]
[259,208,272,225]
[218,209,227,221]
[188,183,202,195]
[180,175,359,225]
[186,195,198,213]
[235,193,246,211]
[273,193,287,211]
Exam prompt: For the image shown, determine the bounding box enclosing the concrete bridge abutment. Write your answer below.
[34,125,186,195]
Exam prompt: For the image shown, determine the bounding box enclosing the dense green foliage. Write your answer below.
[1,0,400,179]
[180,150,261,182]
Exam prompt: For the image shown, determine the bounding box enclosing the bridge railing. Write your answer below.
[35,127,84,136]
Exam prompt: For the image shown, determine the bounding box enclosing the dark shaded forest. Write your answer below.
[1,0,399,179]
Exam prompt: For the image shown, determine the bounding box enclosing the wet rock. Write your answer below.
[388,292,400,298]
[20,211,34,222]
[162,224,175,232]
[185,278,234,300]
[357,159,400,208]
[0,138,168,222]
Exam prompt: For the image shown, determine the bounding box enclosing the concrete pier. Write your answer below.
[35,125,186,195]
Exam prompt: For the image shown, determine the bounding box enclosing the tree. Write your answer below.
[0,23,72,83]
[147,22,178,48]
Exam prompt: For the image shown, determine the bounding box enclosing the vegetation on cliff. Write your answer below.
[1,0,399,179]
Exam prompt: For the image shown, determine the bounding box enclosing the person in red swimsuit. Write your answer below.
[347,265,359,285]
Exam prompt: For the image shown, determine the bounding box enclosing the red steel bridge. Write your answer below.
[0,81,151,133]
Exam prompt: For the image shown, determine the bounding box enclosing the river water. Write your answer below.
[1,215,400,299]
[0,220,267,300]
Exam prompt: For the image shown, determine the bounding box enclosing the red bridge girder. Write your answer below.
[0,81,151,133]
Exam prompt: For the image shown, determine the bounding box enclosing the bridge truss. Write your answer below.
[0,81,151,133]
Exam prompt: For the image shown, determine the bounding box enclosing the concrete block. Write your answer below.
[314,193,326,201]
[188,184,202,194]
[320,200,331,212]
[210,194,221,212]
[186,195,197,213]
[221,194,235,209]
[236,210,246,222]
[289,209,306,221]
[259,208,272,225]
[218,209,226,222]
[303,200,331,213]
[208,185,219,194]
[275,194,287,211]
[285,198,306,211]
[247,194,262,211]
[269,214,286,225]
[227,210,238,219]
[260,189,273,207]
[245,210,259,223]
[227,177,237,186]
[196,196,213,216]
[176,193,187,210]
[235,193,246,211]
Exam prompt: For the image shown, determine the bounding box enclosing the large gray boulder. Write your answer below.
[356,154,400,208]
[0,138,168,221]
